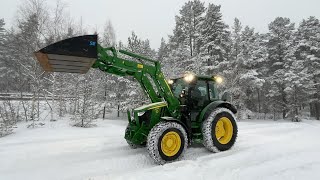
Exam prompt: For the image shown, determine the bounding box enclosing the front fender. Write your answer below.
[161,117,186,128]
[160,116,190,143]
[198,101,237,122]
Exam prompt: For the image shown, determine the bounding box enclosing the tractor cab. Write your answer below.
[169,74,222,121]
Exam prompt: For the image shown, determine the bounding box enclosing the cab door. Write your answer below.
[189,80,210,121]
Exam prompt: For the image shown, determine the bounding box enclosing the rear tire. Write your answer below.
[202,107,238,152]
[147,121,188,164]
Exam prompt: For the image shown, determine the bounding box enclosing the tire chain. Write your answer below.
[147,121,188,165]
[202,107,237,152]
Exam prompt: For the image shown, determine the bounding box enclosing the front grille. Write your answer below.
[138,110,151,126]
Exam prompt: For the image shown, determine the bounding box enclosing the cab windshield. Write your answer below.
[171,79,188,98]
[170,78,219,101]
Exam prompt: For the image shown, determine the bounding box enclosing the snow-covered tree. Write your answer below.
[224,22,267,117]
[102,20,116,47]
[294,16,320,119]
[198,3,230,75]
[0,18,8,90]
[127,31,156,58]
[163,42,191,77]
[174,0,205,56]
[0,19,18,135]
[230,18,242,61]
[157,38,169,62]
[266,17,295,119]
[71,70,104,127]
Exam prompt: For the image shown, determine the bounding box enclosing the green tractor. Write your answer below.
[34,35,238,164]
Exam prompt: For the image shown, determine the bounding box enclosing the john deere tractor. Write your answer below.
[34,35,238,164]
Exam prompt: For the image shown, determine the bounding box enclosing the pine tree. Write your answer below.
[127,31,143,54]
[247,33,269,114]
[157,38,169,62]
[198,3,230,75]
[102,20,116,47]
[174,0,205,56]
[266,17,295,119]
[0,18,5,42]
[0,19,15,135]
[0,18,7,88]
[295,16,320,119]
[226,23,267,116]
[71,70,103,126]
[230,18,242,61]
[127,31,156,58]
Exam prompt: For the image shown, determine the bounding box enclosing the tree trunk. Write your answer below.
[37,89,40,121]
[82,96,85,127]
[103,106,106,119]
[117,104,120,117]
[189,35,193,57]
[281,86,287,119]
[31,91,35,121]
[294,86,298,116]
[310,103,314,117]
[257,88,261,113]
[315,102,320,120]
[282,110,286,119]
[103,87,107,119]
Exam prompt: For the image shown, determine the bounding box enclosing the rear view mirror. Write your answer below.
[221,92,231,102]
[180,89,186,98]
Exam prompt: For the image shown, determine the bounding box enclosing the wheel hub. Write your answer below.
[161,131,181,157]
[215,117,233,144]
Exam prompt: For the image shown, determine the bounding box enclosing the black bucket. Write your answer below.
[34,35,97,74]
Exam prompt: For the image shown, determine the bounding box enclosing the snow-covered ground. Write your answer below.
[1,119,320,180]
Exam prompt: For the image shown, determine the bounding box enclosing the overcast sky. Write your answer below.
[1,0,320,49]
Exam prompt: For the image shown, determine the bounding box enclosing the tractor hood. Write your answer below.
[134,102,167,112]
[34,35,98,74]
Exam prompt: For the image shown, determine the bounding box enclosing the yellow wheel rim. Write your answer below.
[161,131,181,157]
[215,117,233,144]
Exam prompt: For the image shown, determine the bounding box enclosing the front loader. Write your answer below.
[34,35,238,164]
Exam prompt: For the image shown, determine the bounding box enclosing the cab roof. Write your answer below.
[172,75,215,81]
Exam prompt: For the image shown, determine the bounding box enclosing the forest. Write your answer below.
[0,0,320,135]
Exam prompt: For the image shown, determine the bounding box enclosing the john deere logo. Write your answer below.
[89,41,96,46]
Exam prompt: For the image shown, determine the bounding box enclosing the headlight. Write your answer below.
[214,76,223,84]
[184,73,195,82]
[137,111,145,116]
[167,79,174,85]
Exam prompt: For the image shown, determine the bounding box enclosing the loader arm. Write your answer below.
[93,45,180,118]
[34,35,180,118]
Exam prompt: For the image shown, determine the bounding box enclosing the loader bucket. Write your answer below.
[34,35,97,74]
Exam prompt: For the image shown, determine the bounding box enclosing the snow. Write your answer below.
[1,119,320,180]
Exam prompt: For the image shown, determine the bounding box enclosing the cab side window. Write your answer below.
[190,80,209,108]
[172,79,186,98]
[208,82,218,100]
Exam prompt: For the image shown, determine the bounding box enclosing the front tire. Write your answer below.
[202,107,238,152]
[125,125,145,149]
[147,121,188,164]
